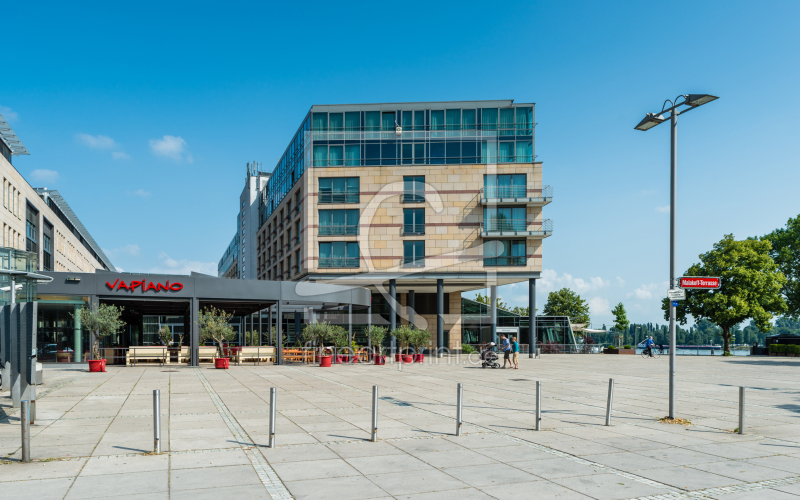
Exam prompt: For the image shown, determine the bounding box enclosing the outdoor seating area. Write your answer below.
[125,346,170,366]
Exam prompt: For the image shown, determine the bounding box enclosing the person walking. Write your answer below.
[500,335,512,368]
[511,336,520,369]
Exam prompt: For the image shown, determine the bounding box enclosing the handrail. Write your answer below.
[318,225,359,236]
[481,185,553,199]
[401,224,425,235]
[319,257,360,268]
[318,192,359,204]
[481,219,553,233]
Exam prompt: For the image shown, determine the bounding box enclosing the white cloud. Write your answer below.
[588,297,610,316]
[29,169,59,184]
[655,205,670,213]
[539,269,609,295]
[149,252,215,276]
[116,266,125,272]
[133,189,151,198]
[149,135,192,163]
[75,133,118,150]
[629,281,670,300]
[112,151,131,160]
[616,276,626,287]
[0,105,19,122]
[103,244,141,258]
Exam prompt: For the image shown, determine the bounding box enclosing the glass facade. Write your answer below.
[37,295,89,362]
[461,298,574,346]
[258,101,534,230]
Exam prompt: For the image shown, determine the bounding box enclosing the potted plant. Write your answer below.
[409,329,432,363]
[391,325,414,363]
[199,306,237,369]
[158,325,172,346]
[329,325,349,363]
[366,326,388,365]
[302,322,333,367]
[73,304,125,372]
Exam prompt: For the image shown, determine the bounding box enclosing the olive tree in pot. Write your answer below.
[410,328,432,363]
[302,322,333,367]
[199,306,236,369]
[158,326,172,346]
[73,304,126,372]
[391,325,415,363]
[366,326,388,365]
[329,325,350,363]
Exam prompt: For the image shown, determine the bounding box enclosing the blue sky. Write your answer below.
[3,0,799,327]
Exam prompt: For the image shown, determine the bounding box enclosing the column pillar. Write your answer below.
[268,306,273,345]
[408,290,415,329]
[389,279,396,355]
[529,278,536,358]
[73,304,83,363]
[348,304,353,351]
[257,309,262,346]
[490,285,497,347]
[437,279,444,358]
[276,301,283,365]
[367,305,372,352]
[294,312,301,344]
[190,298,200,367]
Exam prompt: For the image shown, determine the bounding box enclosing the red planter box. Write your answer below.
[88,359,104,372]
[395,353,402,362]
[214,358,229,369]
[401,355,413,363]
[374,355,386,365]
[335,355,345,364]
[413,354,424,363]
[319,355,332,367]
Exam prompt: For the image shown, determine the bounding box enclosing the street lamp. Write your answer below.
[634,93,718,419]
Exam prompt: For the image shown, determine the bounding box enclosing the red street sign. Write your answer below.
[679,277,721,289]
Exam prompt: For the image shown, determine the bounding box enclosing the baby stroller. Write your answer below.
[480,342,500,369]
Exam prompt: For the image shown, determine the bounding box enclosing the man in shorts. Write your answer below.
[511,336,520,369]
[500,335,512,368]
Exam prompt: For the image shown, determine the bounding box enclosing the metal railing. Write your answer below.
[483,256,527,266]
[318,257,360,268]
[402,258,425,268]
[402,192,425,203]
[481,219,553,233]
[402,224,425,235]
[319,192,359,204]
[318,225,359,236]
[481,185,553,200]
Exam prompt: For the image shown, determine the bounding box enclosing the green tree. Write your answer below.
[366,325,388,356]
[763,214,800,317]
[199,306,237,358]
[475,293,509,311]
[74,304,126,360]
[611,303,629,343]
[662,234,787,354]
[543,288,590,325]
[158,325,172,345]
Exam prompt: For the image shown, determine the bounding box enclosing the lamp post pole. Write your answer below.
[668,107,677,419]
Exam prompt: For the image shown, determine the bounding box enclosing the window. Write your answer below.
[430,142,445,164]
[345,112,360,140]
[329,146,343,166]
[344,145,360,166]
[499,141,515,162]
[499,108,515,136]
[430,110,444,138]
[319,177,359,204]
[446,109,461,137]
[481,141,497,163]
[516,140,533,162]
[516,107,533,135]
[313,145,328,166]
[403,240,425,267]
[313,112,328,140]
[403,208,424,235]
[319,209,359,235]
[484,240,526,266]
[329,113,343,139]
[482,108,498,134]
[462,109,476,130]
[43,234,52,271]
[414,143,424,164]
[446,142,460,164]
[382,112,395,139]
[319,242,359,268]
[402,144,412,165]
[403,176,424,203]
[484,207,527,231]
[484,174,526,198]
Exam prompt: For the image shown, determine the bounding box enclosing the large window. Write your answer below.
[484,240,526,266]
[42,234,52,272]
[403,208,425,235]
[403,176,425,203]
[319,209,359,235]
[484,174,526,198]
[403,240,425,267]
[484,206,527,231]
[319,242,359,268]
[319,177,359,204]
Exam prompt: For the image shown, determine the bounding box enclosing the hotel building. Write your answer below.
[247,100,554,350]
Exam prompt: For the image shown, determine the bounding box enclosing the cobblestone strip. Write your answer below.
[628,475,800,499]
[194,369,293,500]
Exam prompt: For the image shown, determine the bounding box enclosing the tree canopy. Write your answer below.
[662,234,787,353]
[763,213,800,318]
[199,306,237,358]
[543,288,590,325]
[611,303,629,336]
[74,304,126,360]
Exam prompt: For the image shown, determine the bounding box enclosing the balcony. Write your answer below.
[480,185,553,206]
[402,192,425,203]
[319,192,359,204]
[402,224,425,236]
[480,219,553,238]
[403,258,425,268]
[319,257,360,268]
[483,256,527,266]
[318,225,359,236]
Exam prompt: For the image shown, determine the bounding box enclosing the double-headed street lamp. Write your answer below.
[635,94,718,419]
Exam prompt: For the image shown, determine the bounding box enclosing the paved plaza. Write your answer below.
[1,355,800,499]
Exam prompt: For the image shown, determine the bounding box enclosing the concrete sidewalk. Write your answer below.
[1,355,800,499]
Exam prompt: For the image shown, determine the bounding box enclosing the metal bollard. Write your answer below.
[269,387,276,447]
[456,383,463,436]
[739,387,745,435]
[535,381,541,431]
[153,390,161,453]
[605,378,614,426]
[21,400,30,462]
[371,385,378,442]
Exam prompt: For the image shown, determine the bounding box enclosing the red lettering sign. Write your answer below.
[106,279,184,292]
[680,277,721,289]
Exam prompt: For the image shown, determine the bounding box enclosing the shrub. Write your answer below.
[776,344,787,354]
[606,345,615,350]
[623,345,632,349]
[769,344,779,354]
[789,345,800,355]
[461,344,476,354]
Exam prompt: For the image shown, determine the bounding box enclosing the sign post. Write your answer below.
[679,277,721,289]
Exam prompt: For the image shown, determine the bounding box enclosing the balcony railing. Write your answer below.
[481,185,553,203]
[403,258,425,268]
[483,256,527,266]
[319,225,359,236]
[402,192,425,203]
[319,257,360,268]
[480,219,553,236]
[402,224,425,235]
[319,192,359,204]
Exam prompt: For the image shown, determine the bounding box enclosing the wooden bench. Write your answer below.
[236,346,275,364]
[126,346,169,366]
[282,348,316,363]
